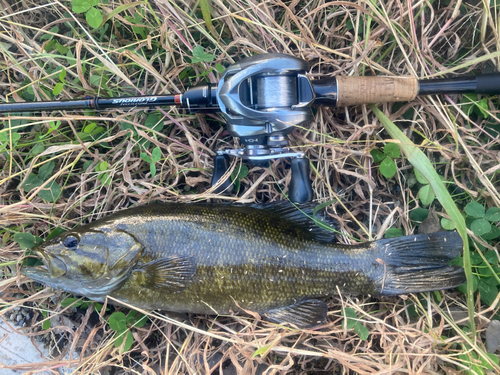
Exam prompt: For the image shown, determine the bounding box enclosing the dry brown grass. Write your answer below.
[0,0,499,373]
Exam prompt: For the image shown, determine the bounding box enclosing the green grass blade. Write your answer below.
[370,105,474,338]
[199,0,217,39]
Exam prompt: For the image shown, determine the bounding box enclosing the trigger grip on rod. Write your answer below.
[289,157,313,203]
[211,154,234,194]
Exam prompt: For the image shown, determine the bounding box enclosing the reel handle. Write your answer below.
[289,158,314,203]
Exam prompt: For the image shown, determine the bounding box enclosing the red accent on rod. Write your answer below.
[174,95,181,104]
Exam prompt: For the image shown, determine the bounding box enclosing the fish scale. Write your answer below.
[22,202,466,327]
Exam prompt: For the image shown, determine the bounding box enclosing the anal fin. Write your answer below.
[265,299,328,328]
[138,255,196,293]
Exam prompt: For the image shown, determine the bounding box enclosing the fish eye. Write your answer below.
[62,235,79,248]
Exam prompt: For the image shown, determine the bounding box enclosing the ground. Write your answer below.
[0,0,499,374]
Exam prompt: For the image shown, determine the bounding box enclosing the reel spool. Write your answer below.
[212,54,316,202]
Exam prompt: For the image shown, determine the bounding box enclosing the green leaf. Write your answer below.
[341,307,357,329]
[483,353,500,370]
[440,218,456,230]
[84,122,97,134]
[91,0,100,5]
[41,310,51,330]
[49,120,61,131]
[99,172,111,186]
[370,149,385,163]
[46,227,66,241]
[384,142,400,158]
[122,331,134,352]
[109,312,127,331]
[44,40,56,52]
[22,174,43,192]
[89,75,102,87]
[39,161,55,181]
[13,233,43,249]
[252,344,271,358]
[409,207,428,222]
[113,332,126,348]
[40,26,59,41]
[151,147,161,162]
[126,311,147,328]
[354,321,369,340]
[471,252,484,265]
[312,200,337,216]
[482,225,500,240]
[150,163,156,177]
[458,274,478,294]
[234,164,249,179]
[379,157,397,178]
[478,280,498,306]
[38,180,61,202]
[94,303,106,313]
[139,114,163,149]
[59,68,67,82]
[140,153,152,163]
[414,168,429,184]
[485,250,499,264]
[61,297,82,308]
[418,184,435,206]
[0,131,21,150]
[471,219,491,236]
[96,161,108,172]
[31,143,45,156]
[86,7,103,29]
[385,228,403,238]
[144,113,161,129]
[72,0,92,13]
[55,41,69,54]
[485,207,500,222]
[215,63,225,73]
[465,202,485,218]
[83,160,93,171]
[474,97,489,118]
[231,174,240,192]
[53,82,64,96]
[191,45,215,63]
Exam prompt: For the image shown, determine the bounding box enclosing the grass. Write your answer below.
[0,0,499,373]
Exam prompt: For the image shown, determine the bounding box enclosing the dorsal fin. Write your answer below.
[248,201,339,243]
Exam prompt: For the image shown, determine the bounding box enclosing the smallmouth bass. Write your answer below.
[22,202,465,327]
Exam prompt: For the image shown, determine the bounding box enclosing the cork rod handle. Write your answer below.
[336,76,419,107]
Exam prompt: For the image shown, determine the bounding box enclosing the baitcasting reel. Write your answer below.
[1,53,499,202]
[197,54,317,202]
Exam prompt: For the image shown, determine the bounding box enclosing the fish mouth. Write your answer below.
[21,247,67,281]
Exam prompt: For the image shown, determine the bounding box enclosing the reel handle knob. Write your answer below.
[211,154,234,194]
[289,157,313,203]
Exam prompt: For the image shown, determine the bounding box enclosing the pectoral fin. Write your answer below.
[265,299,328,328]
[137,255,196,293]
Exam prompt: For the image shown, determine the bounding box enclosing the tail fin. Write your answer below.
[374,231,465,295]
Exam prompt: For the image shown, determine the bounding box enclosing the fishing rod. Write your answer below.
[2,53,499,202]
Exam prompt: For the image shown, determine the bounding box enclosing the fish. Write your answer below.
[22,202,465,328]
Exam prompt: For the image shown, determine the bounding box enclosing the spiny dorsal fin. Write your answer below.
[249,201,339,243]
[137,255,196,293]
[265,299,328,328]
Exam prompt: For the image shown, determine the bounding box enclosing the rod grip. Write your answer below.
[476,73,500,95]
[336,76,419,107]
